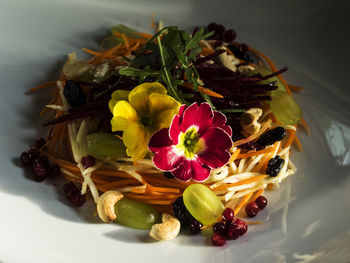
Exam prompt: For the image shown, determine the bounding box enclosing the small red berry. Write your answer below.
[35,138,46,149]
[213,222,226,235]
[223,29,237,42]
[20,152,31,167]
[245,201,259,217]
[189,220,203,234]
[255,196,268,209]
[226,223,240,240]
[48,164,61,178]
[81,155,96,169]
[232,218,247,236]
[28,147,40,161]
[222,208,234,222]
[211,233,226,246]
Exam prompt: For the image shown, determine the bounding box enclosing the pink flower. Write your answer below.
[148,102,233,182]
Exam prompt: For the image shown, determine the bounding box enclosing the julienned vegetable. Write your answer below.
[21,20,307,246]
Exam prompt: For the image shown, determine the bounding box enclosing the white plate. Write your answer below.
[1,0,350,262]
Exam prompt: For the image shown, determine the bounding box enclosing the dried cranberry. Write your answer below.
[34,137,46,149]
[213,222,226,235]
[245,201,259,217]
[20,152,31,167]
[189,220,203,234]
[266,155,285,177]
[48,164,61,178]
[232,218,247,236]
[81,155,96,169]
[37,155,49,168]
[215,24,225,36]
[211,233,226,246]
[63,182,86,207]
[226,223,240,240]
[255,196,268,209]
[207,22,218,32]
[223,29,237,42]
[239,43,248,53]
[28,147,40,161]
[222,208,234,222]
[31,160,48,181]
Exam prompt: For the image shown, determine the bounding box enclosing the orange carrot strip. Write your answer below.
[182,82,224,98]
[121,33,129,50]
[147,184,180,194]
[151,13,157,31]
[136,32,153,39]
[252,188,264,201]
[201,47,214,56]
[284,129,296,148]
[299,118,311,135]
[246,221,263,225]
[234,192,253,216]
[229,148,241,163]
[232,119,272,147]
[294,135,303,152]
[28,81,56,93]
[288,84,304,92]
[236,147,276,159]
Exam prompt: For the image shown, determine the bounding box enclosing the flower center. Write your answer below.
[140,116,151,127]
[176,126,205,159]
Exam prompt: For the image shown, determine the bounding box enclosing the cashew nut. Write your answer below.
[240,108,263,135]
[215,46,238,72]
[97,190,124,223]
[149,213,181,241]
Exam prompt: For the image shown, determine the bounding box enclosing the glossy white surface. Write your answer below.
[1,0,350,262]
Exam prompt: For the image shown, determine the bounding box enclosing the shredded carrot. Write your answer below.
[236,147,276,159]
[229,148,241,163]
[288,84,304,92]
[246,221,263,225]
[284,129,296,148]
[252,188,264,201]
[151,13,157,31]
[234,192,253,216]
[294,135,303,152]
[121,33,130,50]
[232,119,272,147]
[299,118,311,136]
[214,175,267,191]
[201,47,214,56]
[28,81,56,93]
[182,82,224,98]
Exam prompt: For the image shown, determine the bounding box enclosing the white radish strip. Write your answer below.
[278,146,291,157]
[224,197,239,209]
[246,154,264,172]
[229,161,237,173]
[230,183,267,199]
[270,123,296,131]
[237,158,246,173]
[227,181,260,192]
[118,168,145,184]
[45,104,68,111]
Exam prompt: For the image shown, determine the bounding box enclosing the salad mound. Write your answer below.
[20,21,308,246]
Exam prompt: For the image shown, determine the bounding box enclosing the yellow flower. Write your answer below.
[109,82,180,160]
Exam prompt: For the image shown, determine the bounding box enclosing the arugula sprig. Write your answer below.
[117,26,213,104]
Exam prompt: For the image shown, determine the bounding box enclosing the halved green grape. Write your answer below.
[114,198,160,230]
[251,66,286,93]
[269,90,302,125]
[183,184,224,226]
[87,132,127,158]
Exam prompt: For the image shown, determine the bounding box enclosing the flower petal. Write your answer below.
[172,159,210,182]
[128,82,167,114]
[108,90,130,112]
[111,101,138,131]
[152,146,184,171]
[180,102,213,134]
[213,111,232,136]
[197,127,233,168]
[149,93,180,129]
[123,122,149,160]
[169,114,181,144]
[111,117,134,131]
[148,128,174,152]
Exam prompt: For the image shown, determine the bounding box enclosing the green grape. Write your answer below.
[114,198,160,230]
[251,66,286,93]
[87,132,127,158]
[183,184,224,226]
[270,90,302,125]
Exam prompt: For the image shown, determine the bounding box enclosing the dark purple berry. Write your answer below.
[245,201,259,217]
[189,220,203,234]
[173,197,194,227]
[48,164,61,178]
[232,218,247,236]
[211,233,226,246]
[213,222,226,235]
[63,80,86,107]
[255,196,268,209]
[63,182,86,207]
[20,152,31,167]
[215,24,225,35]
[37,155,49,168]
[28,147,40,161]
[266,155,285,177]
[207,22,218,32]
[81,155,96,169]
[239,43,248,53]
[256,127,286,147]
[31,160,48,181]
[226,223,240,240]
[223,29,237,42]
[222,208,234,222]
[35,137,46,149]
